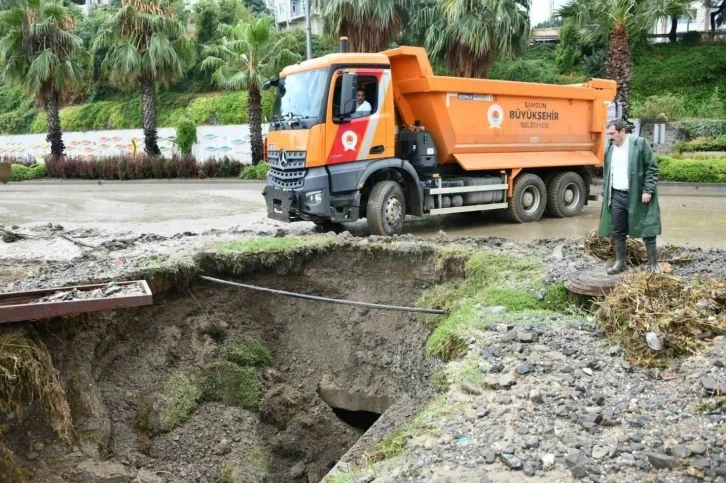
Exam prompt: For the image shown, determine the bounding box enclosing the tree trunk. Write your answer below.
[668,15,678,43]
[140,76,161,157]
[712,0,726,39]
[45,90,65,158]
[606,22,632,122]
[248,85,263,166]
[448,43,494,78]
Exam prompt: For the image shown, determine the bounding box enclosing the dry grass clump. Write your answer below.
[596,272,726,367]
[0,330,73,442]
[584,231,693,265]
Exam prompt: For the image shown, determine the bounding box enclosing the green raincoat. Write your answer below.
[598,134,662,239]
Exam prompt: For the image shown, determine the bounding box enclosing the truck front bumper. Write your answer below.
[263,167,331,223]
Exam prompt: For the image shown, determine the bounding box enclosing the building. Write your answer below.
[272,0,323,35]
[650,1,717,42]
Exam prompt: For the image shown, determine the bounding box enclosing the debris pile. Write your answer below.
[30,281,145,304]
[596,272,726,367]
[584,230,692,265]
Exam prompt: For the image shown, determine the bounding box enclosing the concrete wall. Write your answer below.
[0,123,269,164]
[638,121,689,154]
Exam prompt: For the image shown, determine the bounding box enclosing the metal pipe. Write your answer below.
[305,0,312,60]
[199,276,446,315]
[340,36,349,53]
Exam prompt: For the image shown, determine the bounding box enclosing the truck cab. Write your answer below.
[262,41,616,236]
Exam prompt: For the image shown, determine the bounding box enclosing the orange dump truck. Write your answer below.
[262,41,617,236]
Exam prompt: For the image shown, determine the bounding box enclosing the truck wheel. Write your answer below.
[367,180,405,236]
[546,171,586,218]
[504,173,547,223]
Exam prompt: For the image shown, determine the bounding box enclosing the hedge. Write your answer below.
[675,135,726,153]
[673,119,726,139]
[10,163,46,181]
[657,155,726,183]
[239,162,269,180]
[3,89,276,135]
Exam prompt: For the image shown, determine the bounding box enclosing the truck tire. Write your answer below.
[546,171,586,218]
[504,173,547,223]
[367,180,405,236]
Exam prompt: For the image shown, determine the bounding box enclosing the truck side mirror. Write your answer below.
[262,77,279,91]
[339,72,358,118]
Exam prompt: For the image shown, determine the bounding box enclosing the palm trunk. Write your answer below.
[606,22,632,122]
[668,15,678,43]
[248,85,263,166]
[45,90,65,158]
[449,44,494,79]
[140,76,161,157]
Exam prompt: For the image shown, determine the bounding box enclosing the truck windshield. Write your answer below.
[272,69,327,125]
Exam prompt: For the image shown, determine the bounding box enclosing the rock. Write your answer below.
[33,442,45,452]
[645,332,663,351]
[690,458,711,469]
[518,332,538,343]
[27,452,38,461]
[484,450,496,464]
[515,363,534,375]
[701,376,725,396]
[686,442,707,455]
[523,462,537,476]
[500,453,523,470]
[592,445,609,459]
[290,462,306,479]
[355,473,375,483]
[647,452,678,470]
[72,460,135,483]
[669,446,691,459]
[565,452,590,479]
[214,438,231,456]
[498,374,516,388]
[524,436,540,449]
[542,453,555,470]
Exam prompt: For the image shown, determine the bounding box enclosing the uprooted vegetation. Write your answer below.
[584,230,693,266]
[418,250,570,361]
[596,272,726,367]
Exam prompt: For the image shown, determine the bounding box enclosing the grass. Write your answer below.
[201,362,264,410]
[220,446,270,483]
[216,236,333,255]
[418,251,570,361]
[218,334,271,367]
[0,330,72,442]
[159,367,204,432]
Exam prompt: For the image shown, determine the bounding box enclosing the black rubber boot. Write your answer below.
[645,242,660,273]
[607,238,627,275]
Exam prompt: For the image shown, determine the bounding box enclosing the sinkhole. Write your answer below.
[2,245,461,483]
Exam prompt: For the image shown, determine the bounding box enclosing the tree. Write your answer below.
[705,0,726,38]
[201,17,298,164]
[558,0,691,122]
[241,0,268,17]
[313,0,412,52]
[415,0,530,78]
[0,0,87,157]
[92,0,194,156]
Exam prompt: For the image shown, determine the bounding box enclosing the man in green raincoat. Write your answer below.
[598,119,662,274]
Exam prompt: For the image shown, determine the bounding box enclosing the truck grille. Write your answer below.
[267,150,306,189]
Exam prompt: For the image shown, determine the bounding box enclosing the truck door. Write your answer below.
[325,68,393,166]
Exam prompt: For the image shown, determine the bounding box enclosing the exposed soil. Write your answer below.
[1,246,459,483]
[29,282,145,304]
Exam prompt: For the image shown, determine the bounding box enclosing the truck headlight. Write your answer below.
[305,190,323,206]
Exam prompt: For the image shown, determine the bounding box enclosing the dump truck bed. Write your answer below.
[383,47,617,171]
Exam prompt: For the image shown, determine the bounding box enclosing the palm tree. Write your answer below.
[0,0,87,157]
[92,0,194,157]
[414,0,530,79]
[200,17,298,165]
[312,0,412,53]
[558,0,692,121]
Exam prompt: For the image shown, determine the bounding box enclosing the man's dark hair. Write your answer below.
[607,119,629,132]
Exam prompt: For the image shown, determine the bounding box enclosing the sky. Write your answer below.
[530,0,567,25]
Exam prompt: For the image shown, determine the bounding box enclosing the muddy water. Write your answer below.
[2,181,725,249]
[407,195,726,249]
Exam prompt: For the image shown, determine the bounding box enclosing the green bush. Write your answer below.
[10,163,46,181]
[674,119,726,138]
[658,155,726,183]
[201,362,263,410]
[239,162,269,180]
[676,135,726,153]
[631,94,687,121]
[175,118,197,154]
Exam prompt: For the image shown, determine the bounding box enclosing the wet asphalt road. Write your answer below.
[1,180,725,249]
